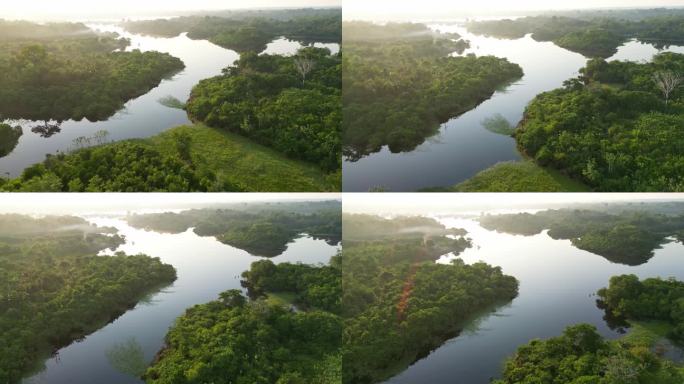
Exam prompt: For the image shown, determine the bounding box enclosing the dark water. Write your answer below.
[342,22,684,192]
[385,216,684,384]
[23,215,340,384]
[0,26,340,177]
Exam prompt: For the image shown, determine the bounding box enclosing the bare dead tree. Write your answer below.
[653,70,683,105]
[294,56,315,84]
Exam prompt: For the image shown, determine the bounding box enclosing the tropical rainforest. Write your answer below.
[186,47,341,172]
[343,22,523,159]
[598,275,684,343]
[479,208,684,265]
[514,53,684,192]
[122,8,341,53]
[0,20,184,121]
[145,257,342,384]
[342,214,519,383]
[0,214,177,384]
[494,323,684,384]
[127,201,341,257]
[467,13,684,58]
[495,274,684,383]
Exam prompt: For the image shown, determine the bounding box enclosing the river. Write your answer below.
[22,214,341,384]
[342,22,684,192]
[384,215,684,383]
[0,24,340,177]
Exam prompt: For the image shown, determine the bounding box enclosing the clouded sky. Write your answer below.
[345,0,684,20]
[1,0,339,20]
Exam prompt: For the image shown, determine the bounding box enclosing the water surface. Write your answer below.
[0,26,339,177]
[385,216,684,383]
[342,23,684,192]
[23,215,340,384]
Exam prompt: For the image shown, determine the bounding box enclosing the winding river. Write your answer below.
[384,214,684,383]
[22,213,340,384]
[0,24,339,177]
[342,21,684,192]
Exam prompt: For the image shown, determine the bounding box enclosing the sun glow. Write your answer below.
[344,0,684,20]
[1,0,340,21]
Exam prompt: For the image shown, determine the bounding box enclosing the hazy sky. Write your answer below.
[344,193,684,215]
[1,0,340,20]
[345,0,684,20]
[0,193,340,215]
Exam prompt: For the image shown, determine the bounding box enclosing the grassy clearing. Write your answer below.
[427,161,590,192]
[623,321,673,347]
[265,292,298,308]
[151,124,340,192]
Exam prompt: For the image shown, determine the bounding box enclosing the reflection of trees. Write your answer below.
[105,337,147,377]
[0,123,23,157]
[30,121,62,138]
[70,130,111,151]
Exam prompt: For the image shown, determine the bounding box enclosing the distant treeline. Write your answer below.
[122,8,341,53]
[127,204,341,257]
[479,208,684,265]
[467,14,684,57]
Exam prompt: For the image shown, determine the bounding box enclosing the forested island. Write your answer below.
[495,275,684,383]
[342,214,519,383]
[513,53,684,192]
[145,258,341,383]
[127,201,341,257]
[186,47,341,172]
[467,12,684,58]
[0,214,177,383]
[122,8,341,53]
[343,22,523,159]
[479,208,684,265]
[0,20,184,122]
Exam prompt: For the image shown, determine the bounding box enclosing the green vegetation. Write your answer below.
[342,214,518,383]
[467,14,684,58]
[0,20,184,121]
[122,8,341,53]
[186,48,341,172]
[493,323,684,384]
[598,275,684,343]
[145,258,341,384]
[343,21,523,159]
[434,161,590,192]
[516,53,684,191]
[0,214,176,383]
[127,202,341,257]
[0,124,338,192]
[0,123,22,158]
[479,209,684,265]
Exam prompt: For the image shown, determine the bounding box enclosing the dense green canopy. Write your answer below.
[145,258,341,384]
[0,214,176,383]
[343,21,522,159]
[516,53,684,191]
[0,20,184,122]
[186,47,341,172]
[598,275,684,343]
[341,214,518,383]
[494,323,684,384]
